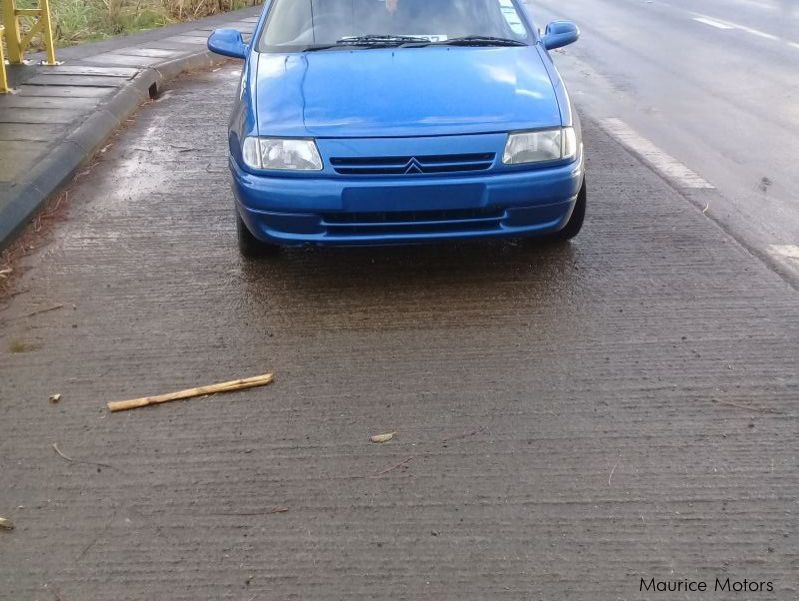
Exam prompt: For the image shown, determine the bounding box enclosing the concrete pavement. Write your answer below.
[0,65,797,600]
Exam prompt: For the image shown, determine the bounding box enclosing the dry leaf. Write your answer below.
[370,432,396,443]
[0,517,13,530]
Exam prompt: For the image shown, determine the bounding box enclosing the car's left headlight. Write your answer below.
[242,137,323,171]
[502,127,578,165]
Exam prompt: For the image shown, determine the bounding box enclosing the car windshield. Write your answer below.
[258,0,531,51]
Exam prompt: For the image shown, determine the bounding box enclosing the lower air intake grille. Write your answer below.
[321,207,506,236]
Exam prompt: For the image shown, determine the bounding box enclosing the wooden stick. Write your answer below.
[107,373,274,412]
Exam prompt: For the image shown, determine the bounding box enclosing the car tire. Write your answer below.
[549,179,586,241]
[237,213,280,258]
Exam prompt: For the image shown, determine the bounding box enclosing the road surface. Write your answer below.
[0,65,796,600]
[530,0,799,280]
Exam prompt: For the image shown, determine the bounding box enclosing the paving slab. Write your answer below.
[0,95,101,110]
[143,40,214,52]
[22,74,131,88]
[14,85,116,98]
[0,65,796,601]
[0,145,48,182]
[82,53,166,68]
[0,107,88,124]
[0,123,68,142]
[110,47,191,58]
[163,35,212,45]
[37,65,139,78]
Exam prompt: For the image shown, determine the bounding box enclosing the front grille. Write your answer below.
[330,153,495,176]
[321,207,506,236]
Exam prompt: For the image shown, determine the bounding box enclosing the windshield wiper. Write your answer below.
[426,35,526,47]
[303,34,431,52]
[303,35,523,52]
[337,34,432,45]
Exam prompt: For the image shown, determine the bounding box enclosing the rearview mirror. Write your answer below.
[208,29,247,59]
[542,20,579,51]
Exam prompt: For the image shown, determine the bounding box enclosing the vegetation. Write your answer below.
[17,0,258,46]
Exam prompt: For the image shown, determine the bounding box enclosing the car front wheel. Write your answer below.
[237,213,279,258]
[550,179,586,241]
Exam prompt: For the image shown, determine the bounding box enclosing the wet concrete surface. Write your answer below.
[0,7,257,249]
[0,66,797,600]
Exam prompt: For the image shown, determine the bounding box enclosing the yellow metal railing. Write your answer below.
[1,23,9,93]
[1,0,59,92]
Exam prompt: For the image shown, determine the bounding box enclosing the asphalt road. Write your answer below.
[1,66,798,600]
[530,0,799,280]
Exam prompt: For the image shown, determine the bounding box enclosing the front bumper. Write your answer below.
[231,152,584,246]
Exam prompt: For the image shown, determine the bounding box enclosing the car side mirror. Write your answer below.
[208,29,248,59]
[542,20,579,50]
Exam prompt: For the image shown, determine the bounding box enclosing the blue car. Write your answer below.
[208,0,584,256]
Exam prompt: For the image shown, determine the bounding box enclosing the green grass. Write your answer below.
[16,0,257,47]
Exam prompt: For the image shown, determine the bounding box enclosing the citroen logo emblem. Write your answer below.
[404,158,423,174]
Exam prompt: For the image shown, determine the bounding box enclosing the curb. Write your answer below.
[0,43,226,251]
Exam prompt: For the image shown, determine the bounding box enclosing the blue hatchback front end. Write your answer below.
[209,0,585,249]
[233,134,583,246]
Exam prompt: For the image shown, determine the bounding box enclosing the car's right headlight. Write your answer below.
[502,127,577,165]
[242,137,323,171]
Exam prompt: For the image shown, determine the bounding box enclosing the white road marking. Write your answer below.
[693,17,734,30]
[723,0,780,11]
[692,12,779,40]
[601,118,715,189]
[789,42,799,51]
[767,245,799,262]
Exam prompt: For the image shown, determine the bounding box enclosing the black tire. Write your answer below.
[237,213,279,258]
[549,179,586,241]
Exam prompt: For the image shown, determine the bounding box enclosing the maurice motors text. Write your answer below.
[640,578,774,593]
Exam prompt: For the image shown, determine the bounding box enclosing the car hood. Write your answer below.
[253,46,562,138]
